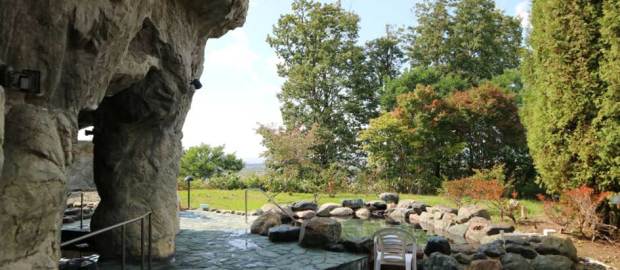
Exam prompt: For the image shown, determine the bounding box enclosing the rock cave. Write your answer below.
[0,0,248,269]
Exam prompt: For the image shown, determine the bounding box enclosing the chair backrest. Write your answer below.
[373,228,415,263]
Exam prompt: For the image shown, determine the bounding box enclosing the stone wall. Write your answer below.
[0,0,248,268]
[66,141,95,191]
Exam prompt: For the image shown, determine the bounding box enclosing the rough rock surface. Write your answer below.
[291,200,318,212]
[469,259,502,270]
[250,213,282,236]
[456,205,490,224]
[66,141,96,191]
[342,199,364,210]
[316,203,340,217]
[423,253,460,270]
[330,207,354,216]
[267,225,300,242]
[501,253,532,270]
[532,254,575,270]
[0,0,248,267]
[379,192,399,203]
[298,217,341,248]
[424,236,451,256]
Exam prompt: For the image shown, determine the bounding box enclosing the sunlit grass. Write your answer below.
[177,188,543,219]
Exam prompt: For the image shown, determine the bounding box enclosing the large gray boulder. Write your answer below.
[299,217,342,248]
[501,253,533,270]
[355,208,370,219]
[532,254,575,270]
[268,225,301,242]
[379,192,399,203]
[456,205,490,223]
[366,200,387,211]
[251,213,282,236]
[423,253,460,270]
[424,236,451,255]
[291,201,318,212]
[330,207,354,216]
[465,217,492,242]
[342,199,365,210]
[533,236,578,261]
[316,203,340,217]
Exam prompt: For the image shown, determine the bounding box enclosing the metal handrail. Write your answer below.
[61,211,153,270]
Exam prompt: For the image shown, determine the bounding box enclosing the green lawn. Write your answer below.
[178,188,543,219]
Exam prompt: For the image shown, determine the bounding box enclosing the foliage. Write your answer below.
[380,67,471,110]
[538,186,615,240]
[179,144,244,179]
[365,26,406,88]
[406,0,522,82]
[442,165,518,222]
[266,0,377,168]
[522,0,620,193]
[206,174,246,190]
[362,84,535,194]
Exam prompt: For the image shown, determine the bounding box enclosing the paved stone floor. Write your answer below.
[95,211,367,270]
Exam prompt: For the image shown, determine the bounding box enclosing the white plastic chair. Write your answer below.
[373,228,417,270]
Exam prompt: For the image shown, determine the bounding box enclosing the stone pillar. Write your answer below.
[91,69,190,260]
[0,105,69,269]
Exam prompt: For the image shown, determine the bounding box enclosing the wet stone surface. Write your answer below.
[98,211,367,270]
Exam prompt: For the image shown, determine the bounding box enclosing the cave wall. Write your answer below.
[66,141,95,191]
[0,0,247,268]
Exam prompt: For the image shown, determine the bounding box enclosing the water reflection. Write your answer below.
[338,218,429,245]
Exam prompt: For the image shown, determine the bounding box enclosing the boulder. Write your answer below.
[410,202,429,215]
[505,243,538,259]
[456,205,490,224]
[355,208,370,219]
[294,210,316,220]
[531,254,575,270]
[424,236,451,256]
[452,253,472,264]
[342,199,365,210]
[478,240,506,258]
[342,237,373,254]
[366,200,387,211]
[428,205,458,215]
[434,212,457,231]
[291,201,318,212]
[268,225,301,242]
[533,236,578,261]
[371,210,385,218]
[396,199,417,209]
[379,192,399,203]
[465,217,492,242]
[250,213,282,236]
[316,203,341,217]
[299,217,342,248]
[447,223,470,238]
[469,259,502,270]
[500,253,533,270]
[485,223,515,235]
[261,203,294,220]
[330,207,354,216]
[387,208,415,224]
[423,253,460,270]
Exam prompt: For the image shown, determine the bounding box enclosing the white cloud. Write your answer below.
[515,0,531,30]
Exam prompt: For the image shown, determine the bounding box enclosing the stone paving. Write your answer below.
[95,211,367,270]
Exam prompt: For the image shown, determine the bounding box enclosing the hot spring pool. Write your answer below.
[338,217,429,245]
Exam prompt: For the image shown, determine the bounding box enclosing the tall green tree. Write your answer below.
[407,0,522,82]
[522,0,619,193]
[179,144,244,179]
[266,0,373,168]
[365,27,406,88]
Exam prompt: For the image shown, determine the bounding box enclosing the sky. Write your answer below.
[180,0,532,164]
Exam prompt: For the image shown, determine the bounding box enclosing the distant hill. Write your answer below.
[239,163,266,176]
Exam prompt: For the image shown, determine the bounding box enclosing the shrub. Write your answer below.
[441,178,471,207]
[205,174,246,190]
[538,186,615,241]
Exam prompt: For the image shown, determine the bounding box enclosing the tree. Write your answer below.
[362,84,534,194]
[380,67,470,110]
[266,0,374,168]
[179,144,244,179]
[522,0,619,193]
[365,26,406,89]
[407,0,522,82]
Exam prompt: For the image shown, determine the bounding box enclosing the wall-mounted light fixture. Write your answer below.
[190,79,202,90]
[0,64,42,95]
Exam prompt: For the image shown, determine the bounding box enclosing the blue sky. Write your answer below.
[181,0,531,164]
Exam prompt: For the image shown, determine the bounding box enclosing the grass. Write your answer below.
[177,188,544,219]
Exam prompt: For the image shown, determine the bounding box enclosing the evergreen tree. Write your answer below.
[522,0,619,193]
[266,0,373,168]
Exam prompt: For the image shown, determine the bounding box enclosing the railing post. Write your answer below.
[141,218,145,270]
[245,189,248,224]
[80,191,84,230]
[121,224,126,270]
[148,213,152,270]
